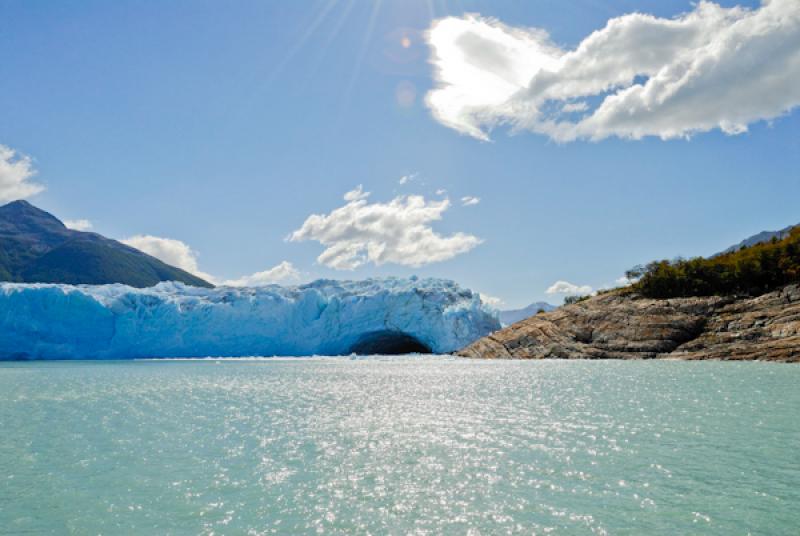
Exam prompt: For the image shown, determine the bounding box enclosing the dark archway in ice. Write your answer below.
[348,330,432,355]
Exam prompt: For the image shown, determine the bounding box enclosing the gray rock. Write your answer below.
[457,285,800,362]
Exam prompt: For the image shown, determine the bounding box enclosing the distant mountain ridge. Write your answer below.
[499,302,556,326]
[0,200,212,288]
[718,223,797,256]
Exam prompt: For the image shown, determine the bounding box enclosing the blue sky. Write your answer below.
[1,0,798,307]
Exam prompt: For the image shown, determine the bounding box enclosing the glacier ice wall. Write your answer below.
[0,277,500,360]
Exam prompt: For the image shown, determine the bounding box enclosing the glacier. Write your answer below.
[0,277,500,360]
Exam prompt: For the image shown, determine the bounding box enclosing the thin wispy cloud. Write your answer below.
[398,173,418,185]
[0,144,44,203]
[461,196,480,206]
[426,0,800,142]
[289,186,482,270]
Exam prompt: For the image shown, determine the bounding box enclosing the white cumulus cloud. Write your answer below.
[123,234,303,287]
[615,275,636,287]
[223,261,301,287]
[0,145,44,203]
[64,219,93,231]
[461,196,480,206]
[289,186,482,270]
[546,280,593,296]
[479,293,504,307]
[426,0,800,141]
[122,234,217,283]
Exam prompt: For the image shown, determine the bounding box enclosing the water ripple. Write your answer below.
[1,358,798,534]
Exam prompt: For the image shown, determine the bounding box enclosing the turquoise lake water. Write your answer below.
[1,358,798,535]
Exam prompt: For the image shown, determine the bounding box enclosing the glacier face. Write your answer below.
[0,277,500,360]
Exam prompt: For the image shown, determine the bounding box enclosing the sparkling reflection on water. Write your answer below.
[1,357,798,534]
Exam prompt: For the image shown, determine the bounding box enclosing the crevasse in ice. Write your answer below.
[0,277,500,359]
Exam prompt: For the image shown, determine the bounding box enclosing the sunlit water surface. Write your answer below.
[1,357,798,535]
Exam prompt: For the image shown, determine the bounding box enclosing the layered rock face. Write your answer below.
[457,285,800,362]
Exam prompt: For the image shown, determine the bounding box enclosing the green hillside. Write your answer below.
[628,226,800,299]
[0,200,212,288]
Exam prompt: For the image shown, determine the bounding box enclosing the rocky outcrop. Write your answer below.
[457,284,800,362]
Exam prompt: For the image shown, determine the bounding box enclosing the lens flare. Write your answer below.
[396,80,416,108]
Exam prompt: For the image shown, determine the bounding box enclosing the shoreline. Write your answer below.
[457,284,800,362]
